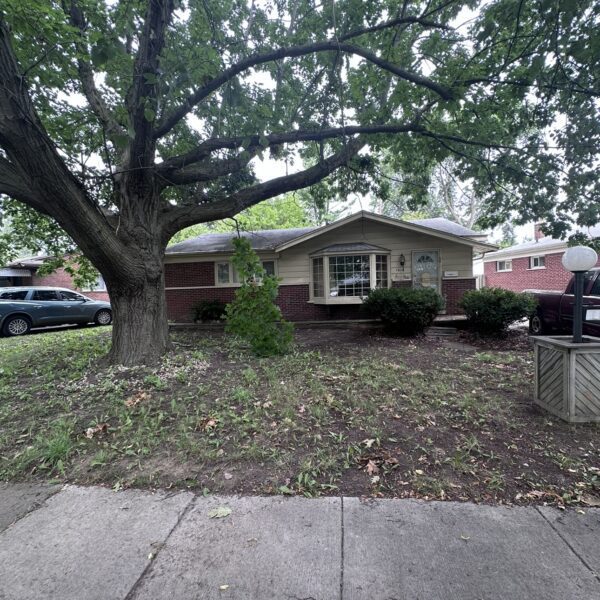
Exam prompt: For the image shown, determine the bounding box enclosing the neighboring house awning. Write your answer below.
[0,268,31,277]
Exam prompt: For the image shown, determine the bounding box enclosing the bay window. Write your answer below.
[311,246,390,303]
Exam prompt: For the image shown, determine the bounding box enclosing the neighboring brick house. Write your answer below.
[0,256,109,301]
[165,210,495,323]
[482,224,600,292]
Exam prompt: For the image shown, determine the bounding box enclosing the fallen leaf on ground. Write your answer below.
[85,423,108,439]
[366,460,379,475]
[208,506,232,519]
[224,472,233,480]
[219,585,229,591]
[125,391,150,408]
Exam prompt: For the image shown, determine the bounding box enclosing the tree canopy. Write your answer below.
[0,0,598,363]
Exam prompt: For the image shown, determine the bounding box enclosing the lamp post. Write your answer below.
[562,246,599,343]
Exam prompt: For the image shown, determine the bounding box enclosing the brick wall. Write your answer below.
[442,278,476,314]
[32,268,109,301]
[165,262,214,287]
[483,251,587,292]
[166,286,236,322]
[166,283,365,323]
[164,262,476,323]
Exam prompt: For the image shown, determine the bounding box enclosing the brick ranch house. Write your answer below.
[483,223,600,292]
[0,256,109,301]
[165,211,495,323]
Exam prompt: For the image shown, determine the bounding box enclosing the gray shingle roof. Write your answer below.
[166,213,489,256]
[166,227,316,254]
[409,217,481,237]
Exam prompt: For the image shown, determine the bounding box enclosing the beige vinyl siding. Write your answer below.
[276,220,473,285]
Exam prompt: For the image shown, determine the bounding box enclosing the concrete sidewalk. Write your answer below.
[0,484,599,600]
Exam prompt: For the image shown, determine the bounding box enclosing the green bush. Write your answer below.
[459,287,537,334]
[225,238,293,356]
[192,299,226,322]
[363,287,444,335]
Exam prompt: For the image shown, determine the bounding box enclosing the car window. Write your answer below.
[60,291,85,301]
[566,271,596,294]
[0,290,28,300]
[590,275,600,297]
[32,290,59,301]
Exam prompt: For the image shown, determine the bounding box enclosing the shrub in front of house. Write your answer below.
[363,287,444,335]
[225,238,293,356]
[192,299,227,322]
[459,287,537,334]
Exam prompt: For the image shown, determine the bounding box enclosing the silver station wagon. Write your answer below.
[0,287,112,337]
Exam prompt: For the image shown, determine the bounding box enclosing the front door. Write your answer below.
[412,250,440,293]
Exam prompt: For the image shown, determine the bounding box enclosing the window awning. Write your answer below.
[0,268,31,277]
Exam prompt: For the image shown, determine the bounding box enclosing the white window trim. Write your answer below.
[496,260,512,272]
[309,251,391,304]
[81,274,107,292]
[214,259,277,287]
[528,255,546,270]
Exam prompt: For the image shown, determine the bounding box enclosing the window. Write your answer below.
[83,275,107,292]
[496,260,512,272]
[529,255,545,269]
[0,290,28,300]
[310,251,390,302]
[329,255,371,297]
[566,270,595,294]
[591,275,600,297]
[312,257,324,298]
[32,290,59,301]
[376,255,389,289]
[217,262,234,284]
[60,291,86,302]
[216,260,276,285]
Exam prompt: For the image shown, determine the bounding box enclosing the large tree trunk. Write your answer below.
[104,257,171,366]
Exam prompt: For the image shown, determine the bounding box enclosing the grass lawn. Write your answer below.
[0,326,598,505]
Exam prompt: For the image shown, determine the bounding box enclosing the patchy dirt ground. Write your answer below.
[0,326,598,506]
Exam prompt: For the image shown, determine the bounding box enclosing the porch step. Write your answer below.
[425,326,459,339]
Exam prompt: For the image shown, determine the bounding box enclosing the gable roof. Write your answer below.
[166,210,496,257]
[274,211,496,252]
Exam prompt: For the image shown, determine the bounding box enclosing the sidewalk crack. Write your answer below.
[123,493,196,600]
[535,506,600,584]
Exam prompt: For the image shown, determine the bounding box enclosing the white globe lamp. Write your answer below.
[562,246,598,343]
[562,246,598,273]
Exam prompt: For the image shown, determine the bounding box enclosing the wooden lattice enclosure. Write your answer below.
[533,336,600,423]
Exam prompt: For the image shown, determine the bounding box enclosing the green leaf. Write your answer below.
[144,107,156,122]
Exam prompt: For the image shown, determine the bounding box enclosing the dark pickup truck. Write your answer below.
[528,267,600,335]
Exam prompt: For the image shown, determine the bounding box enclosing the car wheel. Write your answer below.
[3,315,32,337]
[529,312,547,335]
[94,309,112,326]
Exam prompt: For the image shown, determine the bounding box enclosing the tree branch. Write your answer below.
[158,122,424,176]
[126,0,174,173]
[162,137,366,236]
[339,14,451,42]
[155,40,452,138]
[65,0,126,141]
[0,157,43,208]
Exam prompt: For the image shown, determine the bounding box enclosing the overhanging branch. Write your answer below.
[154,40,452,138]
[162,137,366,236]
[158,122,424,177]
